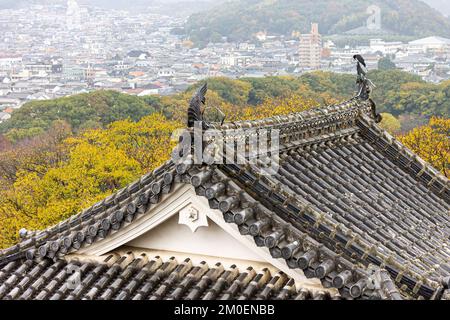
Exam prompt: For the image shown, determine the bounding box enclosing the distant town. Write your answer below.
[1,0,450,123]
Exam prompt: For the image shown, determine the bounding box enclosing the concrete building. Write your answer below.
[299,23,322,70]
[66,0,82,31]
[408,36,450,55]
[220,55,253,68]
[0,111,11,123]
[370,39,405,55]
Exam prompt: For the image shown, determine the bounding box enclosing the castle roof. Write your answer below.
[0,93,448,300]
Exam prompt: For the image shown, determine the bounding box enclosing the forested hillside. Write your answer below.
[184,0,450,46]
[1,70,449,141]
[0,91,156,142]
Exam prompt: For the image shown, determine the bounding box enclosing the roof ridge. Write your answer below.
[199,98,376,161]
[357,114,449,198]
[210,97,372,131]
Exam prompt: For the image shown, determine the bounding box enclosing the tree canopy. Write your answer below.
[378,57,397,71]
[0,113,181,248]
[399,117,449,178]
[184,0,450,46]
[0,90,156,142]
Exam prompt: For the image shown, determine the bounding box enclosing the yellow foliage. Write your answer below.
[398,117,449,178]
[0,113,181,248]
[228,94,318,121]
[380,113,402,134]
[0,95,317,248]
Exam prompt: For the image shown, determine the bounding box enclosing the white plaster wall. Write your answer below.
[128,214,265,262]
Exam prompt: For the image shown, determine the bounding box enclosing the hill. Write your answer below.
[184,0,450,46]
[0,90,156,142]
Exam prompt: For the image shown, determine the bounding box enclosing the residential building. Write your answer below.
[299,23,322,70]
[408,36,450,55]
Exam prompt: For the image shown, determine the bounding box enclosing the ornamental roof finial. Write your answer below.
[353,54,382,122]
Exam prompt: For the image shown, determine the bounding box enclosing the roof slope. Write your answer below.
[0,96,449,300]
[0,251,342,300]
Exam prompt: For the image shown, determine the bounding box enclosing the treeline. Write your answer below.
[183,0,450,47]
[1,70,449,143]
[178,71,449,132]
[0,90,156,143]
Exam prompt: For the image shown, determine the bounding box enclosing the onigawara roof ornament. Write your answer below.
[353,54,382,123]
[187,82,226,130]
[187,83,210,130]
[354,54,372,100]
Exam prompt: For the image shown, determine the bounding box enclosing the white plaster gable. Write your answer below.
[76,184,323,289]
[127,210,264,262]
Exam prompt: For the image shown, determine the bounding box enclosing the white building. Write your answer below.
[157,68,175,78]
[238,43,256,52]
[220,55,253,68]
[299,23,322,70]
[370,39,405,55]
[0,112,11,123]
[66,0,82,31]
[408,36,450,55]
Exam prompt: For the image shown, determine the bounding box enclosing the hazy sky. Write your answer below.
[1,0,449,16]
[422,0,450,16]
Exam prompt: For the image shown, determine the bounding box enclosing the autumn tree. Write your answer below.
[379,113,402,134]
[191,77,252,106]
[0,113,181,248]
[237,94,317,121]
[0,134,10,151]
[0,120,72,186]
[399,117,449,177]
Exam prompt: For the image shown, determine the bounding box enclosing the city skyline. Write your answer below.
[0,0,450,117]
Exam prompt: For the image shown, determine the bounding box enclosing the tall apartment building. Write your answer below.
[299,23,322,70]
[67,0,82,31]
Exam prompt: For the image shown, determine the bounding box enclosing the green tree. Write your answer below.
[188,78,252,106]
[0,90,156,137]
[378,57,397,70]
